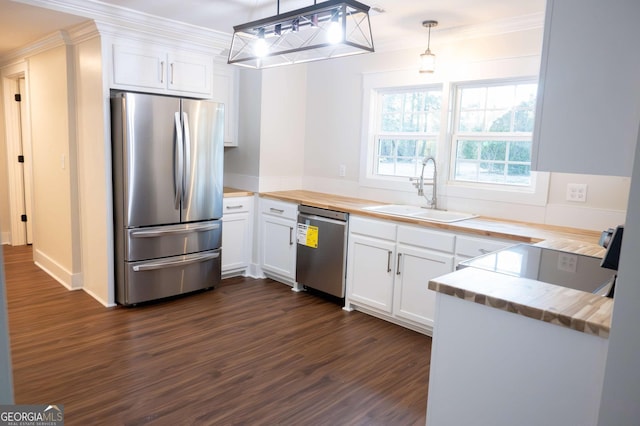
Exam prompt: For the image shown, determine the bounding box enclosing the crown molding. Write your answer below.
[375,12,545,53]
[11,0,231,51]
[0,30,71,66]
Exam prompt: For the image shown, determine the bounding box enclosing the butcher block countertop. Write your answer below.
[223,187,254,197]
[259,190,613,337]
[260,190,602,245]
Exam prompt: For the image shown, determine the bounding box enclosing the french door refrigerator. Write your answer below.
[111,91,224,305]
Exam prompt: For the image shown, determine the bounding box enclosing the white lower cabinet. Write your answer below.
[394,243,453,328]
[345,215,455,334]
[221,196,254,277]
[258,198,297,285]
[346,233,396,314]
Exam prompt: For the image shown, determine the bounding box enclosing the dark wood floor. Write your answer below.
[2,244,431,425]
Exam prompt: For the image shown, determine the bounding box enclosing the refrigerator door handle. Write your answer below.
[182,112,191,206]
[130,222,220,238]
[132,252,220,272]
[174,112,184,210]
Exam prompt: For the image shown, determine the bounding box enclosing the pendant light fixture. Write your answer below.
[419,20,438,74]
[228,0,375,69]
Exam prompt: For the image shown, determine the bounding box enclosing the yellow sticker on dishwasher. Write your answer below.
[296,223,318,248]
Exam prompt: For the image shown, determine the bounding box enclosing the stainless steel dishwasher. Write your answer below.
[296,205,348,298]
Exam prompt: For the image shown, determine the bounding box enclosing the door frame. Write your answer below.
[2,61,34,246]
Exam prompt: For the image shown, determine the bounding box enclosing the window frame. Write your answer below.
[449,78,539,187]
[360,82,445,191]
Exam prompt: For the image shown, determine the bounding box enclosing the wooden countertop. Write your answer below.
[261,190,613,337]
[428,268,613,338]
[260,190,602,245]
[223,187,254,197]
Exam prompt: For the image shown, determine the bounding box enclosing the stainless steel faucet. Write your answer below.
[409,156,437,209]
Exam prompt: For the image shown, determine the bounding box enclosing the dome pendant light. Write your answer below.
[419,20,438,74]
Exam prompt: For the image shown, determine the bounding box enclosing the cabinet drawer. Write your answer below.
[349,215,396,241]
[223,196,253,214]
[455,235,513,258]
[397,225,455,253]
[260,198,297,220]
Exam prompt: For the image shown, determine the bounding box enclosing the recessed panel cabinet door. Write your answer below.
[394,245,454,328]
[260,214,296,280]
[346,234,396,314]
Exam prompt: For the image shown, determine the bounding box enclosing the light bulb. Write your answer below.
[327,20,343,44]
[254,37,268,58]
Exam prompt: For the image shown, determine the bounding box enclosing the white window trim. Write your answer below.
[359,71,549,207]
[359,70,447,192]
[444,78,549,206]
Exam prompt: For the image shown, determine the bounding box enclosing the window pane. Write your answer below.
[459,111,484,132]
[508,141,531,162]
[378,139,395,156]
[514,84,537,104]
[486,86,514,109]
[513,109,535,132]
[397,140,416,158]
[507,164,531,179]
[455,160,478,181]
[427,111,440,132]
[480,141,506,161]
[460,87,485,109]
[381,113,402,132]
[382,94,403,113]
[457,140,479,160]
[486,109,512,132]
[479,162,505,183]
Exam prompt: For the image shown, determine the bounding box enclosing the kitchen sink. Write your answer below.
[362,204,478,223]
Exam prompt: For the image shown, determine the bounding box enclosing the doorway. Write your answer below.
[2,64,34,246]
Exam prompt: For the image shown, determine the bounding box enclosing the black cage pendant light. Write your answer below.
[228,0,375,69]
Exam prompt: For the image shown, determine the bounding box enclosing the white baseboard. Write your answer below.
[33,248,82,291]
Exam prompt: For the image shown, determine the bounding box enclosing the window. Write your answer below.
[372,87,442,179]
[451,81,537,186]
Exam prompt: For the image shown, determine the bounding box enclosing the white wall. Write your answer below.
[257,65,307,192]
[298,27,628,231]
[223,68,262,192]
[74,35,113,306]
[27,44,82,287]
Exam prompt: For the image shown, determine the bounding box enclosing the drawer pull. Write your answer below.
[479,248,491,254]
[226,205,244,210]
[270,208,285,214]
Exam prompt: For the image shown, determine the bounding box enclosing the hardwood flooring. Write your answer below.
[2,245,431,425]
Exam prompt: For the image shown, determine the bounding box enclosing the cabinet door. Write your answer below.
[212,65,239,147]
[112,44,166,90]
[394,244,454,328]
[167,51,213,96]
[222,211,251,273]
[346,234,396,314]
[260,214,296,280]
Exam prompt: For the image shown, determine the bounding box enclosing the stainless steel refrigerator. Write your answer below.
[111,91,224,305]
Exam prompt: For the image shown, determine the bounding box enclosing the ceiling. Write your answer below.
[0,0,545,58]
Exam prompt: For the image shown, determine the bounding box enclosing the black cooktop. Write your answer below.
[457,244,616,296]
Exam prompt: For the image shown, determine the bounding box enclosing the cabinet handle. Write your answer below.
[170,62,174,84]
[289,227,294,245]
[226,205,244,210]
[479,248,491,254]
[387,251,392,273]
[397,253,402,275]
[160,61,165,83]
[270,208,285,214]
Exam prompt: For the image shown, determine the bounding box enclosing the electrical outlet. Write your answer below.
[557,253,578,273]
[339,164,346,177]
[566,183,587,202]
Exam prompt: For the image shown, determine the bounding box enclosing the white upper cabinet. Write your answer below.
[112,43,213,97]
[532,0,640,176]
[211,64,239,147]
